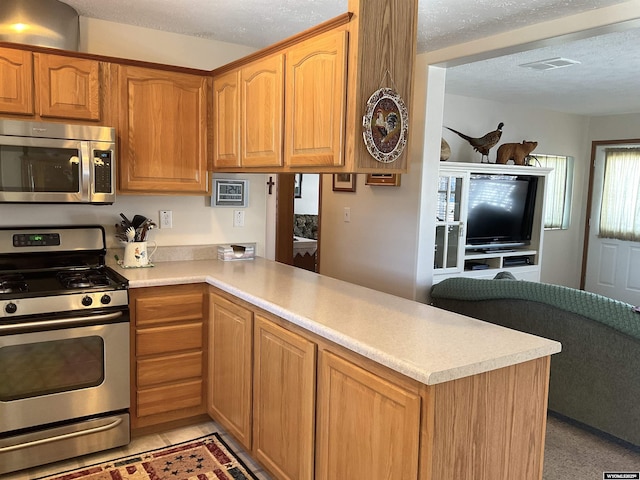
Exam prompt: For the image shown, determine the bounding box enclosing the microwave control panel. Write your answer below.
[93,150,113,193]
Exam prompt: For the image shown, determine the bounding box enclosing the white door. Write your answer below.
[584,143,640,305]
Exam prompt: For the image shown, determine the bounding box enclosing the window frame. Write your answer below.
[532,154,574,231]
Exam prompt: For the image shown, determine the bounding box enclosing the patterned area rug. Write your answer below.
[36,433,258,480]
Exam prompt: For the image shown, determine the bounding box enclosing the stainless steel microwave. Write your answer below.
[0,119,116,204]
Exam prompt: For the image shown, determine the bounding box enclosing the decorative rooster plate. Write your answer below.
[362,87,409,163]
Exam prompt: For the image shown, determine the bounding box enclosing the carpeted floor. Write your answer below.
[543,414,640,479]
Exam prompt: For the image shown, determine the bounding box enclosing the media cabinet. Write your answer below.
[433,162,552,284]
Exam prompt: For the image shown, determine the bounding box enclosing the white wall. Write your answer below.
[588,113,640,141]
[318,55,431,300]
[79,17,255,69]
[0,18,269,257]
[294,174,320,215]
[443,94,590,288]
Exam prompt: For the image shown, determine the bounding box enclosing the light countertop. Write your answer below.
[115,257,561,385]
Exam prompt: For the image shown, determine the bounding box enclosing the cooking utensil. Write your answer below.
[131,215,147,228]
[119,213,133,228]
[125,226,136,242]
[138,220,157,242]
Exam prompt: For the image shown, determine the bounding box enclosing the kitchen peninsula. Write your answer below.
[121,257,561,480]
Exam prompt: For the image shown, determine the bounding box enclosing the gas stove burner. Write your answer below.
[0,274,28,294]
[0,281,29,294]
[57,270,112,290]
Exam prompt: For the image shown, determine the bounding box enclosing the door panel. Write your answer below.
[584,142,640,304]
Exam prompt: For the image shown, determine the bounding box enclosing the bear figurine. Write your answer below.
[496,141,538,165]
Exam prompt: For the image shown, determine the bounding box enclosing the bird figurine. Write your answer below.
[444,122,504,162]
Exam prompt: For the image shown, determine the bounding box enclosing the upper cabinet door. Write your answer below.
[34,54,101,121]
[285,30,347,167]
[0,47,34,115]
[213,70,241,168]
[241,54,284,168]
[117,65,210,194]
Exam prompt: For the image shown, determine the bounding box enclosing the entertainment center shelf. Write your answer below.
[433,162,551,284]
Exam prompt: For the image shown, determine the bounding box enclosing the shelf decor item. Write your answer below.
[362,86,409,163]
[365,173,401,186]
[332,173,356,192]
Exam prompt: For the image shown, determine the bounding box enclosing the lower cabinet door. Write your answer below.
[208,293,253,449]
[316,350,421,480]
[253,315,316,480]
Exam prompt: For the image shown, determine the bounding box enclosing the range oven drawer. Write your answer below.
[0,413,130,475]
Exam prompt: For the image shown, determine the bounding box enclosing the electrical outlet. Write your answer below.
[159,210,172,229]
[343,207,351,223]
[233,210,245,227]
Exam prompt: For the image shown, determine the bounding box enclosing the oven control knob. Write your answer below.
[5,302,17,314]
[82,296,93,307]
[101,294,112,305]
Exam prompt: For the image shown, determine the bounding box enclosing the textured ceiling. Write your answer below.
[57,0,639,116]
[59,0,627,53]
[445,26,640,116]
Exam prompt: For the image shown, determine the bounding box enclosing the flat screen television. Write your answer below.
[465,174,538,250]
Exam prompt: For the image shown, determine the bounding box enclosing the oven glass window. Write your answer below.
[0,336,105,401]
[0,145,81,193]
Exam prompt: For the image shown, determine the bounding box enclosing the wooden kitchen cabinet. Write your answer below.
[130,284,207,430]
[211,0,418,173]
[208,292,253,449]
[212,69,240,168]
[212,53,284,169]
[206,285,549,480]
[316,350,421,480]
[240,54,284,168]
[0,46,106,122]
[0,47,33,115]
[116,65,210,194]
[34,53,102,121]
[284,30,346,168]
[211,28,345,172]
[253,314,316,480]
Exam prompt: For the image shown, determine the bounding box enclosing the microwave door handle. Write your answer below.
[80,142,91,202]
[27,159,35,192]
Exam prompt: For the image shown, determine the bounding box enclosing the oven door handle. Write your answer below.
[0,311,124,334]
[0,417,124,453]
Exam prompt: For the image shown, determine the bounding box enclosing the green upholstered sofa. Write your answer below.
[430,276,640,447]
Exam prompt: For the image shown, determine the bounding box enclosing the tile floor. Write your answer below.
[2,419,273,480]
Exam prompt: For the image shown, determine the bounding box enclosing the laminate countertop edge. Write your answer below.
[116,257,562,385]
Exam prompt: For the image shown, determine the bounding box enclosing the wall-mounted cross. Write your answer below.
[267,176,275,194]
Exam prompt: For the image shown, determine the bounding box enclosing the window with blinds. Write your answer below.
[534,154,574,230]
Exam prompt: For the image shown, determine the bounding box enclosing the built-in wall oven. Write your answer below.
[0,226,130,475]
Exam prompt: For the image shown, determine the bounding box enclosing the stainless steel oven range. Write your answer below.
[0,226,130,475]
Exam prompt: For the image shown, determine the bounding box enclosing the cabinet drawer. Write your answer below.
[136,322,203,356]
[134,293,204,326]
[137,379,203,417]
[137,351,203,388]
